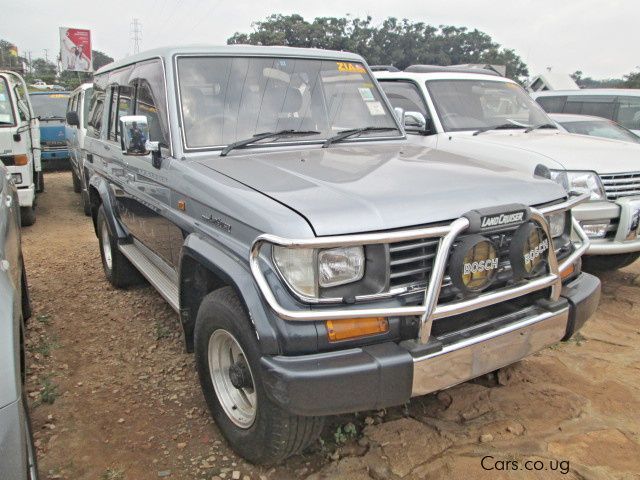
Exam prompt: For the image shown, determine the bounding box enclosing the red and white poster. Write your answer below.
[59,27,92,72]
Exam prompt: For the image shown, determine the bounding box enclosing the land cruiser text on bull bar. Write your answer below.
[84,45,600,464]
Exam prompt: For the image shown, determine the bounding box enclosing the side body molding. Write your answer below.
[88,174,128,239]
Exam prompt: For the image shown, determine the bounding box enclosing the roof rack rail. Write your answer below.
[369,65,401,72]
[404,65,502,76]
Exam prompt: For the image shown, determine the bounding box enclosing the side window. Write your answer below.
[135,81,163,143]
[564,96,616,120]
[535,96,566,113]
[563,99,583,115]
[616,96,640,131]
[82,88,93,129]
[379,81,429,118]
[87,90,105,138]
[13,83,30,122]
[108,85,135,142]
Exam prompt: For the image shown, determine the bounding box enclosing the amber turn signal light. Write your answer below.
[14,154,28,166]
[560,262,575,280]
[326,317,388,342]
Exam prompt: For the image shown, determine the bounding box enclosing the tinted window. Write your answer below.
[427,79,549,132]
[535,96,567,113]
[177,57,398,148]
[87,87,105,138]
[379,80,428,117]
[616,96,640,131]
[135,81,164,144]
[129,60,169,145]
[82,88,93,128]
[564,95,617,120]
[30,93,70,119]
[108,86,134,142]
[0,78,15,125]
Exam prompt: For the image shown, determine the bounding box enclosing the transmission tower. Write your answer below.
[131,18,142,54]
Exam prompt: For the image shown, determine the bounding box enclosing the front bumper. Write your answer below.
[16,185,35,207]
[574,198,640,255]
[260,272,600,416]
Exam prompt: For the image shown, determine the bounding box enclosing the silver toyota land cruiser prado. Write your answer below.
[83,45,600,464]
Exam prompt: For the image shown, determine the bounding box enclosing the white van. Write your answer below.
[531,89,640,136]
[65,83,93,215]
[0,71,42,226]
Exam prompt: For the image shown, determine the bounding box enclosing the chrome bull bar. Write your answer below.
[249,193,591,344]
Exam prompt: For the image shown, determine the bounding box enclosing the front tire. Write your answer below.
[583,252,640,272]
[96,205,142,288]
[20,207,36,227]
[194,287,324,465]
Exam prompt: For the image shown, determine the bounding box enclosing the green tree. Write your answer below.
[31,58,57,84]
[624,70,640,88]
[92,50,114,71]
[228,14,530,82]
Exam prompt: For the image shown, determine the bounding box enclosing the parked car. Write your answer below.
[85,46,599,464]
[29,91,71,171]
[531,89,640,136]
[375,66,640,270]
[0,160,38,479]
[550,113,640,143]
[65,83,94,215]
[0,70,42,226]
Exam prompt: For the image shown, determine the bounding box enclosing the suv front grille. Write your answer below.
[388,226,571,299]
[600,172,640,200]
[389,238,439,289]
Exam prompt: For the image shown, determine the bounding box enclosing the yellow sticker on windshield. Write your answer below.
[337,62,366,73]
[49,94,68,98]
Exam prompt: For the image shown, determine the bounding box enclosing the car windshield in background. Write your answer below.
[0,78,15,125]
[561,120,640,143]
[177,57,399,149]
[30,93,70,119]
[427,79,550,132]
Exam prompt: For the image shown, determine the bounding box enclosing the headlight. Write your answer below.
[545,212,566,238]
[550,170,605,200]
[272,245,365,298]
[318,247,365,288]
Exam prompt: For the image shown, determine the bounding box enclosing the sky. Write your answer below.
[2,0,637,79]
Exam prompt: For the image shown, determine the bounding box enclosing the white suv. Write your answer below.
[375,66,640,270]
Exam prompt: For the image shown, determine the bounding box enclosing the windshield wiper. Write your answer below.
[472,123,527,136]
[220,130,320,157]
[524,123,558,133]
[322,126,399,148]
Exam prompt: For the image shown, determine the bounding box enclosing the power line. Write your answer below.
[131,18,143,54]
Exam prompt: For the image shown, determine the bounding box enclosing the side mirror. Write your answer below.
[120,115,151,156]
[404,111,427,130]
[66,111,79,127]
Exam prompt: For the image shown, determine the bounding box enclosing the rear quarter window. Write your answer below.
[535,95,567,113]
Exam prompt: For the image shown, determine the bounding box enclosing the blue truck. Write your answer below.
[29,91,71,170]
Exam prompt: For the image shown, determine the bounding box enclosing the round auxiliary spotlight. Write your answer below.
[449,235,500,294]
[509,222,551,280]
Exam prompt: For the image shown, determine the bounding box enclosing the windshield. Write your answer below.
[0,78,15,125]
[30,92,70,119]
[177,57,399,149]
[560,119,640,143]
[427,79,550,132]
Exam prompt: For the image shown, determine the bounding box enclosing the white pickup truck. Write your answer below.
[375,66,640,270]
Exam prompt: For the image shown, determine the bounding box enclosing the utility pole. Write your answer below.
[131,18,142,54]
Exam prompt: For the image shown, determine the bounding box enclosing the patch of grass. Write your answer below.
[36,314,51,325]
[154,320,171,340]
[39,375,60,405]
[101,467,125,480]
[33,335,59,357]
[333,422,358,445]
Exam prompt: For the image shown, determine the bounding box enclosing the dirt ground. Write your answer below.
[22,172,640,480]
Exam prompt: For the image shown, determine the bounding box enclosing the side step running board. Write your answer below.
[118,243,180,312]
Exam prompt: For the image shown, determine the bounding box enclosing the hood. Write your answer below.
[196,143,566,236]
[448,130,640,174]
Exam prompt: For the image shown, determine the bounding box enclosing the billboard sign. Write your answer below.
[59,27,92,72]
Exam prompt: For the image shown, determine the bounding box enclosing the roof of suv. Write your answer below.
[532,88,640,97]
[374,68,512,83]
[96,44,366,75]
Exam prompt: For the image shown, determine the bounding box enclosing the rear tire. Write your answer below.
[72,170,81,193]
[583,252,640,272]
[194,287,324,465]
[20,207,36,227]
[96,205,142,288]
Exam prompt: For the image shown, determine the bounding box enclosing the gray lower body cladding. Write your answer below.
[259,272,600,416]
